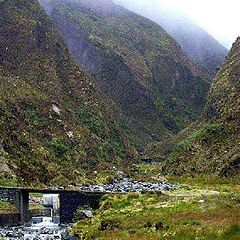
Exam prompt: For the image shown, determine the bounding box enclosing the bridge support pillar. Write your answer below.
[14,190,30,223]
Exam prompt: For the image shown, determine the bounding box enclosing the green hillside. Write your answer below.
[0,0,136,186]
[39,0,211,145]
[115,0,228,77]
[149,37,240,177]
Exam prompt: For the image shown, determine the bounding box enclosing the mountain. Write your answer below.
[38,0,210,145]
[149,37,240,177]
[0,0,136,186]
[115,0,229,77]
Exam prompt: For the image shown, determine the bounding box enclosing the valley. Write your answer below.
[0,0,239,239]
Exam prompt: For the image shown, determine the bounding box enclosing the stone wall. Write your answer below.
[0,189,21,226]
[0,213,21,226]
[0,189,17,203]
[0,189,29,224]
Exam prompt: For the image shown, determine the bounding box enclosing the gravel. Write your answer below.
[76,178,179,193]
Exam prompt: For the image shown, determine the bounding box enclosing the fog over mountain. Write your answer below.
[114,0,230,75]
[115,0,239,49]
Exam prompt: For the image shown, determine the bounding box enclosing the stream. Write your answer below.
[0,217,70,240]
[0,178,179,239]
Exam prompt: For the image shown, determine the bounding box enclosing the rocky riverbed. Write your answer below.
[0,176,179,239]
[76,177,180,193]
[0,218,73,240]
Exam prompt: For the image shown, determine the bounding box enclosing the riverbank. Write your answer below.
[72,175,240,239]
[1,166,240,239]
[0,201,20,227]
[0,201,17,215]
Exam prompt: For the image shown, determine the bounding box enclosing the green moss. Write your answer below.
[222,224,240,240]
[167,175,240,192]
[0,174,18,187]
[49,137,72,160]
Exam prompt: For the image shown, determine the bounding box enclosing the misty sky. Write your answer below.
[115,0,239,49]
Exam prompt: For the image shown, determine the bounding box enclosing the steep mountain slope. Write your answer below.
[115,0,228,77]
[0,0,135,186]
[150,37,240,177]
[39,0,210,145]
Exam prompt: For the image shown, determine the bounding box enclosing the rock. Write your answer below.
[67,131,74,138]
[76,177,179,193]
[0,224,68,240]
[52,104,61,115]
[115,171,125,180]
[75,210,93,220]
[6,231,14,237]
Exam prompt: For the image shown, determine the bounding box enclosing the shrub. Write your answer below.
[223,224,240,239]
[99,218,122,231]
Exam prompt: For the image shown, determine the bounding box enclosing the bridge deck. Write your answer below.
[0,186,106,195]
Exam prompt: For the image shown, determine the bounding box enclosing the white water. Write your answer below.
[30,217,59,229]
[0,216,67,240]
[0,194,67,239]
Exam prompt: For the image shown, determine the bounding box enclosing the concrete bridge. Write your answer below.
[0,187,105,224]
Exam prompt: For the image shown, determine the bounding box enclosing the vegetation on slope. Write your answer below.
[0,0,136,186]
[39,0,210,145]
[149,37,240,176]
[116,0,228,77]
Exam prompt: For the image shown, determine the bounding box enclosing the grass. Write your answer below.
[72,175,240,240]
[167,123,226,162]
[167,174,240,192]
[0,177,19,188]
[29,204,46,210]
[0,200,18,214]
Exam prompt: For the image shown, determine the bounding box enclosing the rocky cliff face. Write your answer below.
[39,0,210,145]
[115,0,228,77]
[0,0,135,185]
[154,37,240,176]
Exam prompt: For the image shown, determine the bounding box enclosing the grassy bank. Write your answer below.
[0,200,18,214]
[72,175,240,240]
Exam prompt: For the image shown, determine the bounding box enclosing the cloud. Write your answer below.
[115,0,240,48]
